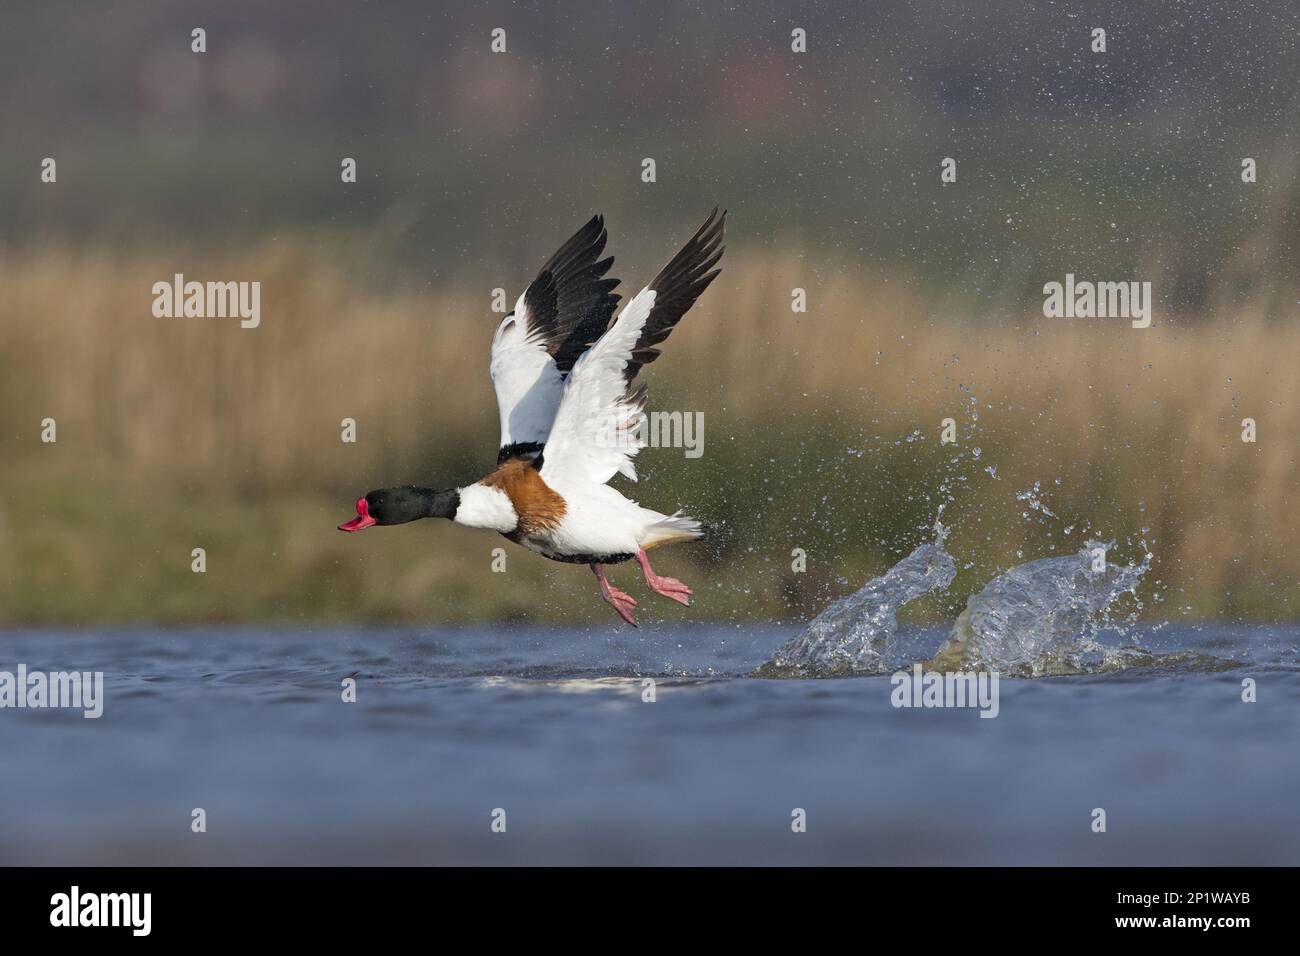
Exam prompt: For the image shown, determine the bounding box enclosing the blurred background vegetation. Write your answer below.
[0,0,1297,626]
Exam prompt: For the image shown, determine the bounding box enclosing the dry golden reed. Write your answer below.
[0,239,1296,623]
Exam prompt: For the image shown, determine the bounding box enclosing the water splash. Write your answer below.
[929,542,1149,677]
[1014,479,1058,519]
[752,524,956,677]
[751,533,1227,678]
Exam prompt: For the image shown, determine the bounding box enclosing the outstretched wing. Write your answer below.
[624,208,725,382]
[490,215,621,461]
[538,210,727,488]
[538,288,655,487]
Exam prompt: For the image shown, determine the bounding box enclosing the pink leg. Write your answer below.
[592,563,638,626]
[634,550,693,607]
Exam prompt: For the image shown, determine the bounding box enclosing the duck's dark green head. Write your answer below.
[338,487,460,531]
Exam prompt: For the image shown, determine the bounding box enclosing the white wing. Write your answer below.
[538,209,727,486]
[489,307,565,453]
[540,288,656,487]
[489,216,620,460]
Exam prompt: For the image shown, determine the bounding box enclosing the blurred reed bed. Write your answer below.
[0,239,1296,625]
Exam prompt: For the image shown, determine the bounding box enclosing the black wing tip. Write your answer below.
[681,208,726,258]
[520,213,624,374]
[581,213,606,246]
[648,208,728,300]
[622,210,727,381]
[549,215,610,273]
[698,207,727,242]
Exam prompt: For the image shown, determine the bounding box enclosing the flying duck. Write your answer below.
[338,210,726,625]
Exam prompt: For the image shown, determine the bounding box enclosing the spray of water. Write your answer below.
[754,537,1161,678]
[753,522,956,677]
[928,542,1149,676]
[753,384,1211,679]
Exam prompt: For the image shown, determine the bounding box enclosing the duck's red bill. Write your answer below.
[338,497,376,532]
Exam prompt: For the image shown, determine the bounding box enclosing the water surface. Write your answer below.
[1,623,1296,865]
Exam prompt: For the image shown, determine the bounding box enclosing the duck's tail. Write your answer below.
[639,511,704,550]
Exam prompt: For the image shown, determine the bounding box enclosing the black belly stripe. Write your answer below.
[544,551,635,565]
[497,532,634,566]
